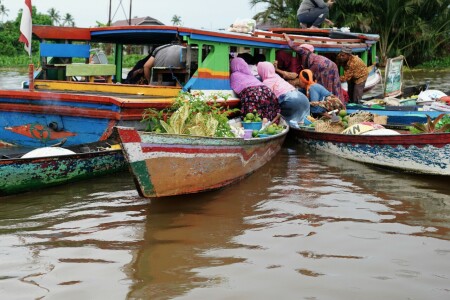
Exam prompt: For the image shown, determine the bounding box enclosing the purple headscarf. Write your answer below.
[230,57,264,94]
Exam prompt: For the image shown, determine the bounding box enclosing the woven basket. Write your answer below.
[315,120,345,133]
[348,111,374,126]
[373,114,388,125]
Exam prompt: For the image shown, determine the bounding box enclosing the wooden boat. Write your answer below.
[0,25,378,148]
[116,126,288,197]
[0,140,126,196]
[290,127,450,175]
[346,84,449,125]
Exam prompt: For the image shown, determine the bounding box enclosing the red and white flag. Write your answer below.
[19,0,33,56]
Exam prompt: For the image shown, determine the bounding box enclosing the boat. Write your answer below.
[0,25,378,148]
[289,126,450,175]
[346,83,449,125]
[116,126,288,197]
[0,140,126,196]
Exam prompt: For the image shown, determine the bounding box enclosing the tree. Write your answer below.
[62,13,75,27]
[0,4,9,23]
[250,0,299,28]
[47,8,60,26]
[171,15,182,26]
[329,0,450,65]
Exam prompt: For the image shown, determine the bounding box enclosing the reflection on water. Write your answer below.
[0,70,449,299]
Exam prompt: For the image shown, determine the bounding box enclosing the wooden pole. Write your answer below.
[108,0,112,26]
[28,63,34,91]
[129,0,132,25]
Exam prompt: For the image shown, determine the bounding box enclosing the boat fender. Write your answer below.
[342,122,384,135]
[21,147,76,158]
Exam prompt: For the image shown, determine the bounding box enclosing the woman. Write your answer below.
[299,69,344,115]
[283,33,343,101]
[230,57,280,121]
[257,61,310,125]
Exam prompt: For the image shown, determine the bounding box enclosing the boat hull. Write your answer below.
[0,149,126,196]
[290,128,450,175]
[116,127,287,197]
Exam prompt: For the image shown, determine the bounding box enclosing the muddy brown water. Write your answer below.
[0,70,449,300]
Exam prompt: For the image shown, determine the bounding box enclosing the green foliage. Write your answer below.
[328,0,450,66]
[250,0,300,28]
[410,114,450,133]
[142,91,239,137]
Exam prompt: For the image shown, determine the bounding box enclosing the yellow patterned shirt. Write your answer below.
[340,55,369,84]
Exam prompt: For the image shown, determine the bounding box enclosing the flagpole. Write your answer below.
[19,0,34,91]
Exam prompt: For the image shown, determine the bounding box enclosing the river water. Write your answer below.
[0,70,449,300]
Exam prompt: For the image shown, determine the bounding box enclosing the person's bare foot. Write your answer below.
[309,25,319,29]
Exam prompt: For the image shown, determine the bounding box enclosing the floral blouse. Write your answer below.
[340,55,369,84]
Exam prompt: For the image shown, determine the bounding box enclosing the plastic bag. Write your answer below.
[228,18,256,33]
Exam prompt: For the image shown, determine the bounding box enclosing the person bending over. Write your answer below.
[143,44,185,83]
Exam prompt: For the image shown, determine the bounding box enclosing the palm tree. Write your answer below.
[329,0,450,65]
[47,8,60,26]
[171,15,182,26]
[250,0,299,28]
[62,13,75,27]
[0,4,9,23]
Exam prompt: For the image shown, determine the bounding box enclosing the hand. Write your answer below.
[282,33,290,43]
[325,19,334,26]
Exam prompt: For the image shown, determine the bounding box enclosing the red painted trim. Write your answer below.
[100,120,118,140]
[0,103,121,120]
[292,128,450,148]
[33,25,91,41]
[117,127,142,143]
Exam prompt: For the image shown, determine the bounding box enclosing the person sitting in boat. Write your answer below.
[124,54,152,85]
[143,43,186,84]
[337,46,369,104]
[283,33,343,100]
[257,61,310,125]
[298,69,344,116]
[273,44,314,88]
[230,57,281,121]
[297,0,335,29]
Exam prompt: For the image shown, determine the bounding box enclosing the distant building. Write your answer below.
[111,17,165,55]
[111,16,164,27]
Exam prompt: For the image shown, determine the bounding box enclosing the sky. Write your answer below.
[2,0,266,29]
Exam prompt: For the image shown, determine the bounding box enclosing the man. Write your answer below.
[337,46,369,103]
[297,0,335,29]
[143,44,185,83]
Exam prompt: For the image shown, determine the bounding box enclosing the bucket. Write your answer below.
[242,122,262,130]
[243,129,253,139]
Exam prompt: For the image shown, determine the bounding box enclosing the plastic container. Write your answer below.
[243,129,253,139]
[399,99,417,106]
[242,122,262,130]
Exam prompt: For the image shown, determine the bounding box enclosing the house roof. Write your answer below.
[111,16,164,27]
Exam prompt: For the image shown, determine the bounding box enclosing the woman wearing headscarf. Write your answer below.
[257,61,310,125]
[283,33,343,101]
[299,69,344,116]
[230,57,280,121]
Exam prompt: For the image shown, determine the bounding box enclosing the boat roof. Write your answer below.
[33,25,379,53]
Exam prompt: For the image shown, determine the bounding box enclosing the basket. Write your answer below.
[314,120,345,133]
[347,111,374,126]
[373,114,388,125]
[242,122,262,130]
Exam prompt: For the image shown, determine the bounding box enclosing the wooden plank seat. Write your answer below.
[40,43,91,80]
[150,67,188,87]
[65,64,116,83]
